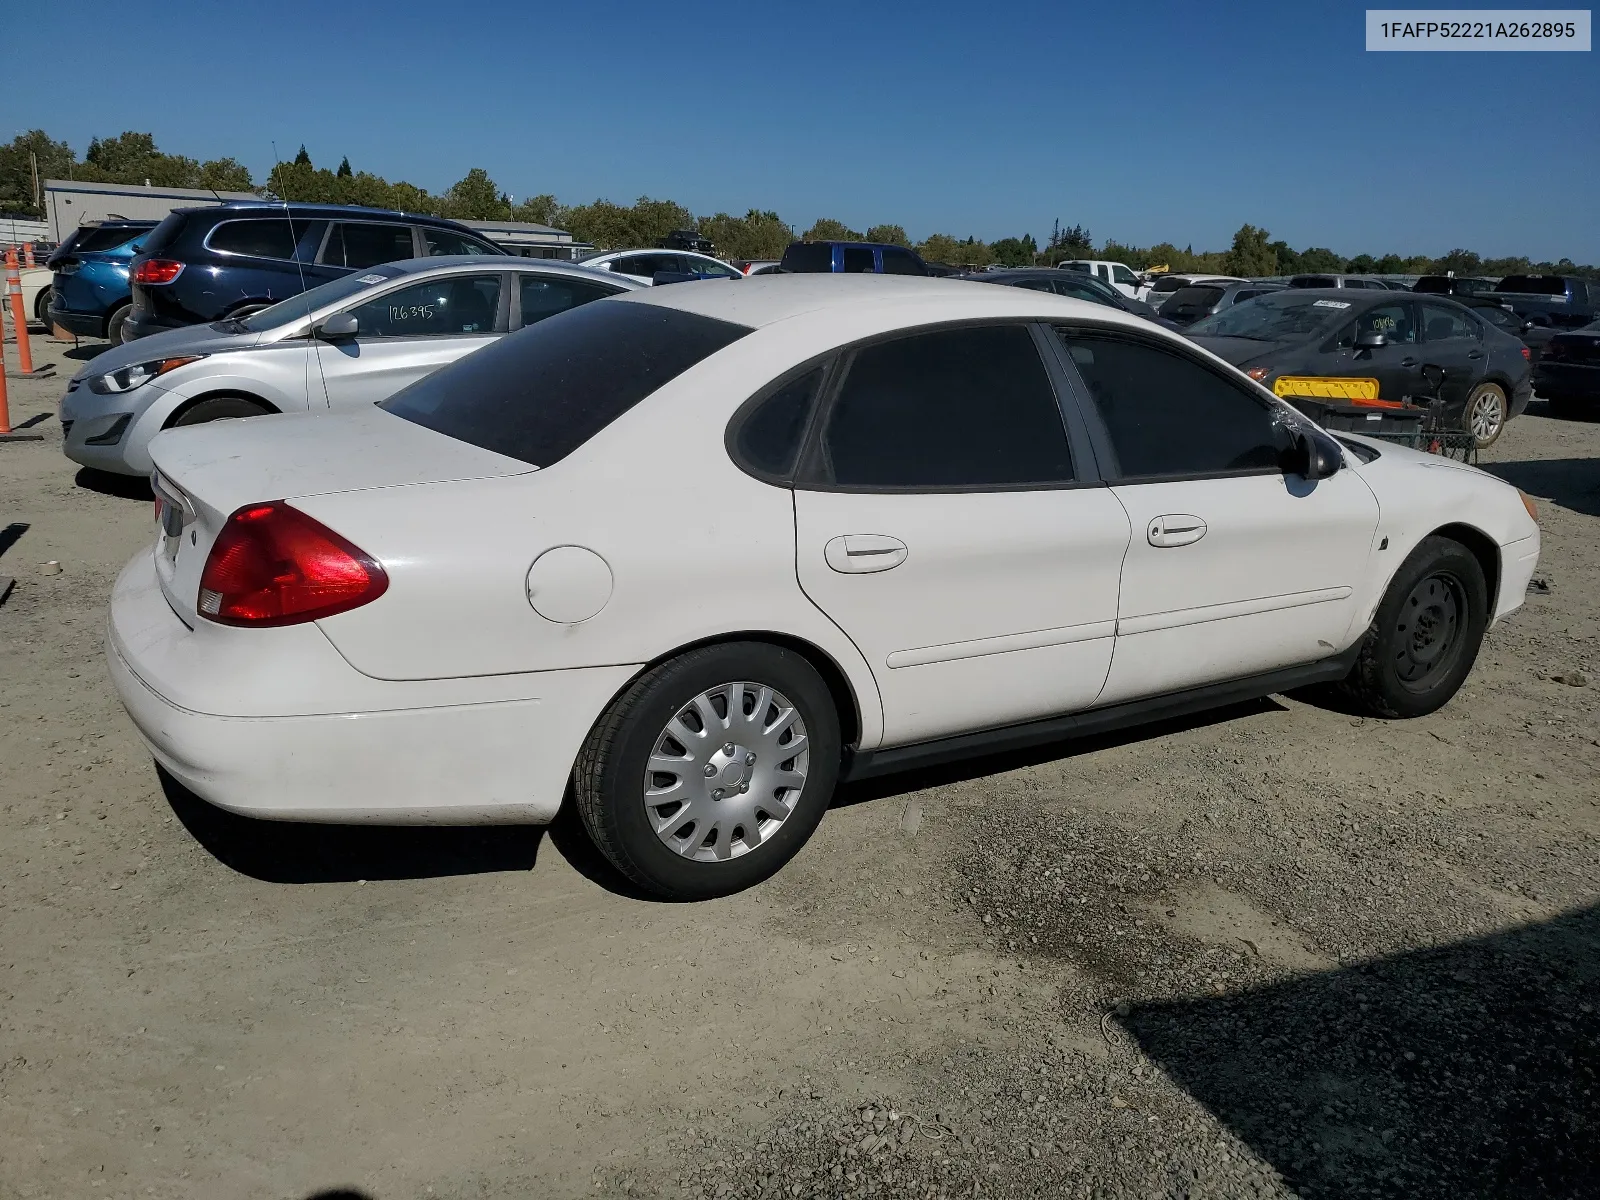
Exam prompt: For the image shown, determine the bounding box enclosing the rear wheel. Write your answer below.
[106,303,132,345]
[575,642,841,899]
[1464,381,1507,447]
[1338,536,1489,719]
[170,395,272,427]
[34,286,52,323]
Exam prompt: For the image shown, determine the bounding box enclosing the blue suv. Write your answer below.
[125,202,506,340]
[778,240,929,275]
[47,220,159,343]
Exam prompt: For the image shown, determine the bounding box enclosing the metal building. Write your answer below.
[44,179,259,241]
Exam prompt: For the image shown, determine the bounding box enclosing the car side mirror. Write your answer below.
[1289,429,1342,481]
[1353,330,1388,349]
[314,312,359,339]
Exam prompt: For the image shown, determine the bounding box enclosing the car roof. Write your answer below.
[385,255,643,283]
[611,273,1154,332]
[174,201,472,225]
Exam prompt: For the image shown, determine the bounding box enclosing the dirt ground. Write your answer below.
[2,337,1597,1200]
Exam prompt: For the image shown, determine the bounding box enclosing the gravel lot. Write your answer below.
[2,339,1596,1200]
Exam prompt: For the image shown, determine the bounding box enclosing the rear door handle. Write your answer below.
[1467,350,1484,359]
[1148,515,1207,548]
[824,534,908,573]
[1400,357,1418,367]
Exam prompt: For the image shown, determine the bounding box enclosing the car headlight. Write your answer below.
[87,355,205,395]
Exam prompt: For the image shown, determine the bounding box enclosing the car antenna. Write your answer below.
[269,140,328,400]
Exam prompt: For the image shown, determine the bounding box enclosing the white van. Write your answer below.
[1058,259,1145,299]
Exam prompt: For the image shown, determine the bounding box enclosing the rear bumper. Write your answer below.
[1534,362,1600,400]
[47,304,108,337]
[124,311,190,341]
[107,551,635,824]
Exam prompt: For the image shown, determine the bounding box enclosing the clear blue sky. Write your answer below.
[12,0,1598,261]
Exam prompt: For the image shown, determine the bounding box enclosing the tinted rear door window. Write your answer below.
[1053,329,1286,478]
[208,218,325,262]
[814,325,1073,489]
[733,369,825,478]
[516,274,619,327]
[323,222,417,269]
[780,243,833,272]
[881,248,923,275]
[382,303,750,467]
[841,247,875,273]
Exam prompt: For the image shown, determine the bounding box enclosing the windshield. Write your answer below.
[1187,292,1350,341]
[235,266,408,332]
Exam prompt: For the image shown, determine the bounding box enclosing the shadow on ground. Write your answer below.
[1122,904,1600,1198]
[74,466,152,501]
[160,767,544,884]
[62,342,114,362]
[1483,457,1600,520]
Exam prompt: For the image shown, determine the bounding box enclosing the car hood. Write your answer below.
[1186,335,1295,367]
[70,324,262,383]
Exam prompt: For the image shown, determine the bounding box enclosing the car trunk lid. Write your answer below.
[146,406,534,622]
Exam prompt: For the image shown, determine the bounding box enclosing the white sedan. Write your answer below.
[579,248,743,283]
[59,257,641,476]
[108,277,1541,899]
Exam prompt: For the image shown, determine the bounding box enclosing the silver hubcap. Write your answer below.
[643,681,810,862]
[1469,389,1504,440]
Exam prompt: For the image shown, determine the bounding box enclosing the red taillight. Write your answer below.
[1521,346,1531,360]
[132,258,184,285]
[197,502,387,627]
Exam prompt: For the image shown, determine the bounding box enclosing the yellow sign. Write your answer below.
[1273,376,1381,401]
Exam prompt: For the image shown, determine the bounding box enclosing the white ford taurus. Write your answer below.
[108,276,1541,899]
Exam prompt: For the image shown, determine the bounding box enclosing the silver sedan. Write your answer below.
[59,256,643,476]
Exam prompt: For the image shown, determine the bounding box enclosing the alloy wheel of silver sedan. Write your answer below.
[1466,382,1507,448]
[644,681,810,861]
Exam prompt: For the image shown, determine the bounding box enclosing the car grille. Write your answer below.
[61,420,73,438]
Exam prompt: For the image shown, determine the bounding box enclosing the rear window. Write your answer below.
[75,225,152,253]
[1495,276,1567,296]
[780,243,834,273]
[136,211,188,257]
[382,301,751,467]
[1166,285,1225,310]
[207,218,324,261]
[1291,275,1339,288]
[1149,276,1187,294]
[1413,277,1451,293]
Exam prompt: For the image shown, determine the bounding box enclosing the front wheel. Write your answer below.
[1337,536,1489,719]
[1464,381,1507,448]
[575,642,841,899]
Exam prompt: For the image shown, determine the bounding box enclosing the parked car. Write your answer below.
[16,264,51,327]
[580,249,742,283]
[59,258,641,477]
[1413,276,1497,298]
[1490,275,1599,330]
[109,276,1539,900]
[1453,295,1557,365]
[124,203,507,341]
[45,219,158,341]
[1186,289,1532,447]
[1288,274,1390,290]
[957,267,1176,327]
[1057,259,1145,298]
[1532,320,1600,418]
[1144,273,1245,312]
[779,241,929,275]
[734,259,781,276]
[659,229,717,254]
[1157,280,1286,326]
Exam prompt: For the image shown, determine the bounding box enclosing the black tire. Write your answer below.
[575,641,841,900]
[105,303,132,345]
[1338,535,1489,719]
[1546,395,1589,422]
[1463,381,1507,448]
[170,395,272,427]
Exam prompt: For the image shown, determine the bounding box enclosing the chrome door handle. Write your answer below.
[1147,515,1207,548]
[1467,350,1484,359]
[1401,357,1417,367]
[824,534,908,574]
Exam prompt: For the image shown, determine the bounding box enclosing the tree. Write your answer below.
[1100,240,1143,268]
[337,156,353,178]
[1374,254,1407,275]
[83,131,200,187]
[442,167,511,221]
[990,234,1037,267]
[864,224,910,247]
[698,209,792,259]
[1346,253,1377,273]
[803,218,863,242]
[916,233,965,264]
[1296,246,1344,273]
[0,130,77,216]
[1223,224,1277,277]
[1432,248,1482,277]
[1043,219,1093,264]
[512,194,561,227]
[198,158,254,192]
[294,145,312,166]
[1267,240,1300,275]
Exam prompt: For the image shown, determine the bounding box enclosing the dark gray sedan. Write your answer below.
[1187,289,1533,447]
[1159,280,1286,326]
[958,268,1178,328]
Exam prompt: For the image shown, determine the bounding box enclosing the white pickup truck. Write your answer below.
[1058,259,1146,299]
